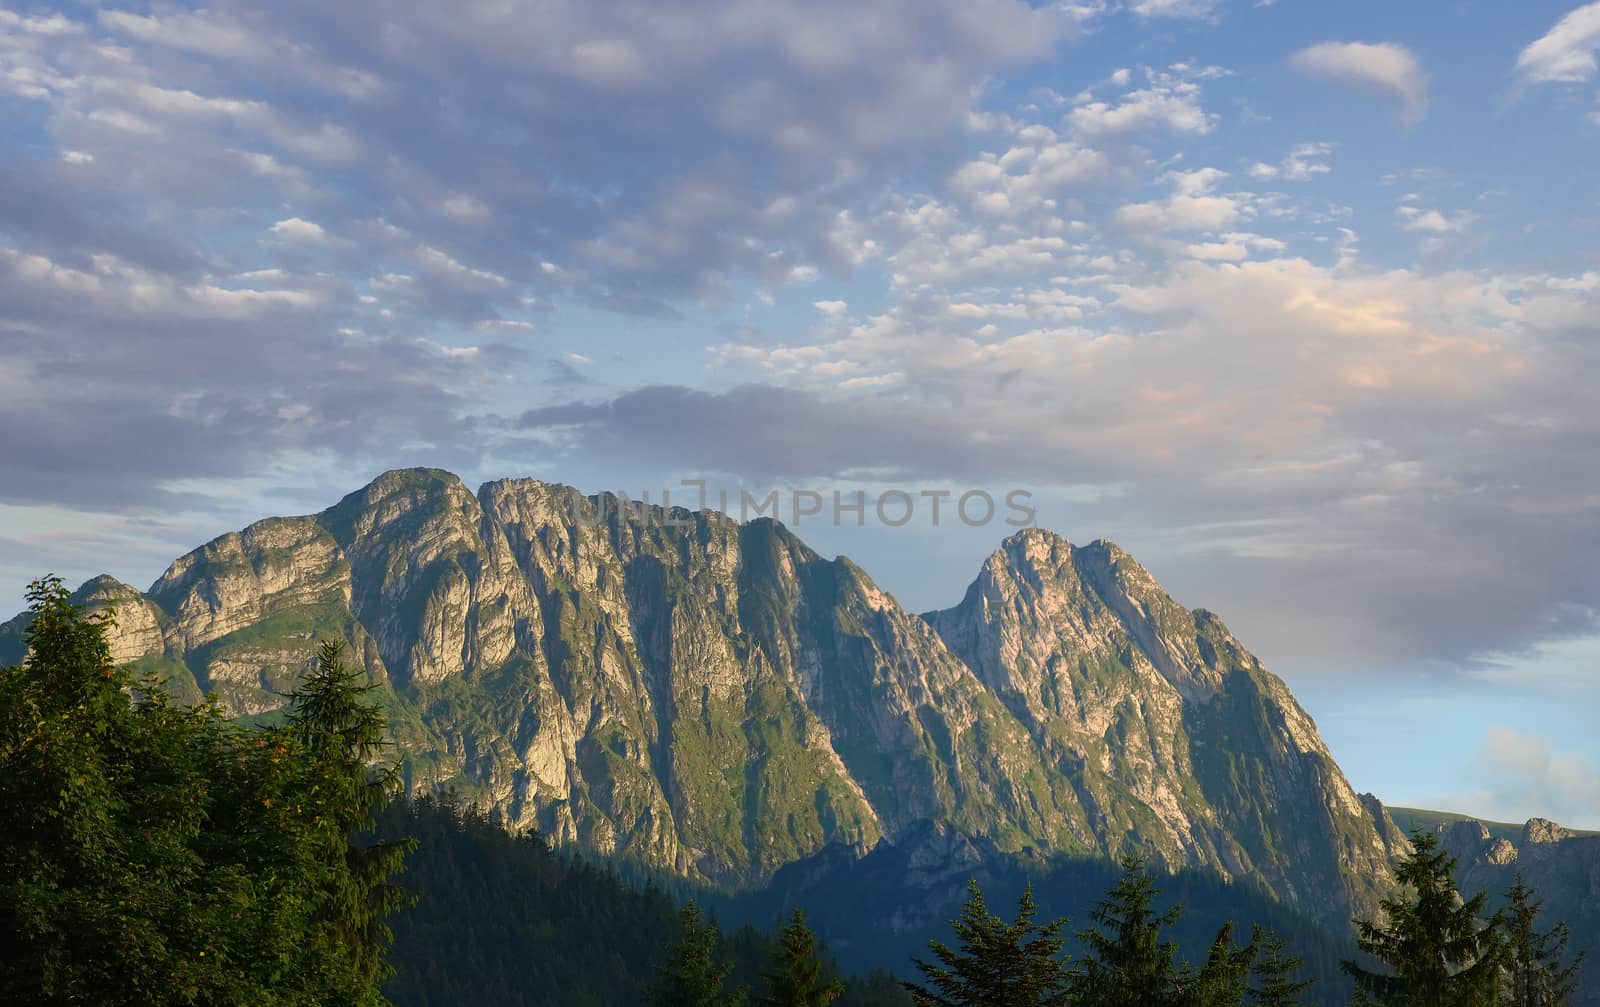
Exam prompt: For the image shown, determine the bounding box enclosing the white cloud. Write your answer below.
[1396,205,1474,234]
[1128,0,1219,20]
[1114,168,1247,232]
[1248,142,1333,182]
[1291,41,1428,124]
[269,217,327,242]
[1516,2,1600,85]
[813,299,849,317]
[1069,67,1221,135]
[1467,726,1600,827]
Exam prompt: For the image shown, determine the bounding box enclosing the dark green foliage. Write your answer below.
[1068,855,1185,1006]
[1501,875,1582,1006]
[371,795,906,1007]
[650,900,748,1006]
[1248,929,1316,1006]
[904,879,1073,1007]
[1181,922,1258,1007]
[0,577,410,1006]
[288,639,418,1004]
[762,909,845,1007]
[1341,829,1501,1007]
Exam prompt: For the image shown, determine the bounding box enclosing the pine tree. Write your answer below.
[287,638,416,1004]
[1341,829,1501,1007]
[1246,929,1315,1006]
[1501,875,1582,1006]
[1179,922,1257,1007]
[1068,855,1184,1007]
[904,879,1072,1007]
[651,900,748,1006]
[761,907,845,1007]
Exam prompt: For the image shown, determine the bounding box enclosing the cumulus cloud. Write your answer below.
[1114,167,1247,232]
[269,217,326,242]
[1291,41,1429,124]
[1070,81,1217,135]
[1396,205,1474,234]
[1248,142,1333,182]
[1516,2,1600,85]
[1461,727,1600,827]
[4,0,1600,693]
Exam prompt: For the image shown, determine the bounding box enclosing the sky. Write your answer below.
[2,0,1599,826]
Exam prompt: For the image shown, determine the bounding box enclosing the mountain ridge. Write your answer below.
[0,466,1406,929]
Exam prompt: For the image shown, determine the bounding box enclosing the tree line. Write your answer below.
[650,835,1582,1007]
[0,579,1584,1006]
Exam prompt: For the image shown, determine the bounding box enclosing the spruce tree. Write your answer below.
[904,879,1072,1007]
[761,907,844,1007]
[1341,829,1501,1007]
[287,638,416,1004]
[651,900,748,1007]
[1068,855,1183,1007]
[1246,929,1315,1006]
[1501,875,1582,1006]
[1180,922,1257,1007]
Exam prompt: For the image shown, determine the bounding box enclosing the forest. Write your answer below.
[1,579,1582,1006]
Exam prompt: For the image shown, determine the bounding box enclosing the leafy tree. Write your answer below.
[1068,855,1184,1007]
[1246,928,1316,1006]
[652,899,748,1006]
[1501,875,1582,1006]
[1180,922,1257,1007]
[0,578,412,1006]
[1341,829,1501,1007]
[761,908,845,1007]
[904,879,1072,1007]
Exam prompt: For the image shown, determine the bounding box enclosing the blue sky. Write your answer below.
[3,0,1599,825]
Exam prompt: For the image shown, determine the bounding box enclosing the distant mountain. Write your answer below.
[1390,807,1598,847]
[0,467,1407,929]
[1427,814,1600,1005]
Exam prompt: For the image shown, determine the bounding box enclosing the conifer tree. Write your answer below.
[1341,829,1501,1007]
[651,900,748,1007]
[761,907,844,1007]
[288,638,417,1004]
[1180,922,1257,1007]
[904,879,1072,1007]
[1246,929,1315,1007]
[1501,875,1582,1006]
[1068,855,1184,1007]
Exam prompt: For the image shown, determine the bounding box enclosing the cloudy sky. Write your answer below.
[3,0,1600,826]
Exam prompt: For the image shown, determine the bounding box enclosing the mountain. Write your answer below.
[1428,814,1600,1004]
[0,467,1406,929]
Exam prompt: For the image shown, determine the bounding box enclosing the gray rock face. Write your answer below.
[1430,816,1599,1004]
[1,468,1411,926]
[1524,817,1574,846]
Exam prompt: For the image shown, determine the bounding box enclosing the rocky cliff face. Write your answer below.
[0,468,1407,926]
[1430,815,1600,1004]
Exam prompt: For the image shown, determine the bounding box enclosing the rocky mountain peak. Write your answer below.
[2,467,1410,927]
[1524,817,1574,845]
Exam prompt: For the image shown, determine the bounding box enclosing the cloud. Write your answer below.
[1464,727,1600,827]
[1114,167,1247,232]
[269,217,326,242]
[1291,41,1428,124]
[1127,0,1220,20]
[1070,82,1217,135]
[1396,205,1474,234]
[1248,142,1333,182]
[1516,2,1600,85]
